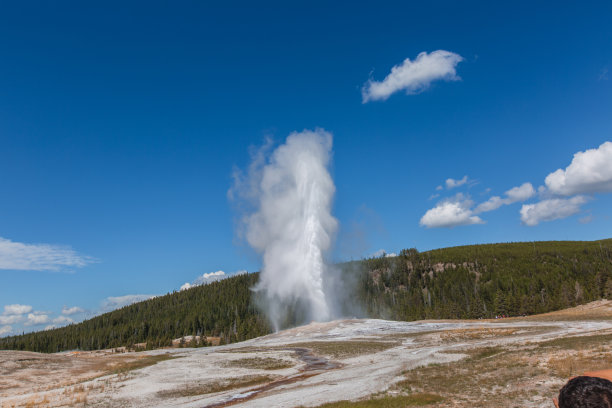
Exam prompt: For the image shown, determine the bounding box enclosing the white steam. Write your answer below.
[231,129,338,330]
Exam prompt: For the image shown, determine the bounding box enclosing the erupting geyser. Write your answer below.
[231,129,338,331]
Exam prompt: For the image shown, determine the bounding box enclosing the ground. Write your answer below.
[1,300,611,408]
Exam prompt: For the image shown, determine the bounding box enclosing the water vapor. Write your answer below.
[231,129,338,330]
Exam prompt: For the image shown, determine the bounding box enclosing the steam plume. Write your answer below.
[231,129,338,330]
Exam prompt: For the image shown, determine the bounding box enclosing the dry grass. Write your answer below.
[222,356,295,370]
[286,341,398,359]
[308,393,444,407]
[157,375,276,398]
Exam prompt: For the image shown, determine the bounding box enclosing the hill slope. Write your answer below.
[1,239,611,353]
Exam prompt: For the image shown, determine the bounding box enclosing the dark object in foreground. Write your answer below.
[558,376,612,408]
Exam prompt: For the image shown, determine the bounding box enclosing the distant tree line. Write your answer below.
[1,239,611,353]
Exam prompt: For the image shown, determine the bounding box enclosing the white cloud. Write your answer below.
[52,315,74,325]
[505,182,536,202]
[362,50,464,102]
[0,237,95,271]
[370,249,397,258]
[445,176,468,189]
[44,325,56,331]
[61,306,84,315]
[579,214,594,224]
[101,294,156,312]
[3,304,32,316]
[0,314,22,325]
[24,313,50,326]
[194,270,227,285]
[420,194,484,228]
[474,182,535,214]
[0,325,11,336]
[435,185,443,191]
[180,270,247,291]
[520,196,589,226]
[545,141,612,195]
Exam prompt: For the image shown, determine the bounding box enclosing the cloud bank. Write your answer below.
[0,237,95,271]
[362,50,463,102]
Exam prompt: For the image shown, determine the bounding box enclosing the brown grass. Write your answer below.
[309,393,444,407]
[286,341,398,359]
[157,375,276,398]
[222,356,295,370]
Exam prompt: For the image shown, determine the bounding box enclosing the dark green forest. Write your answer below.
[2,239,611,353]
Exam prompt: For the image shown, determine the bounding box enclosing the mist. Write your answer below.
[231,129,338,331]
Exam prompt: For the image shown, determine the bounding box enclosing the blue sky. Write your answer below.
[1,1,612,336]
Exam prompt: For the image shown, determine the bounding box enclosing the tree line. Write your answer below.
[1,239,610,353]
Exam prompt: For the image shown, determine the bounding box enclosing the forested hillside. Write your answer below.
[2,239,611,353]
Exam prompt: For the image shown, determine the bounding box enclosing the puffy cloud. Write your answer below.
[474,182,535,214]
[24,313,50,326]
[61,306,84,316]
[44,325,56,331]
[520,196,589,226]
[420,194,484,228]
[179,282,193,291]
[545,141,612,195]
[435,185,443,191]
[0,325,11,336]
[445,176,468,189]
[101,294,156,312]
[3,304,32,316]
[0,237,95,271]
[362,50,464,102]
[52,315,74,325]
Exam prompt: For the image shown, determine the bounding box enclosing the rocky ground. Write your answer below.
[1,300,611,408]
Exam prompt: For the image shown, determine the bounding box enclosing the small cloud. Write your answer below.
[370,249,397,258]
[599,67,609,81]
[3,304,32,316]
[61,306,84,316]
[420,193,484,228]
[474,182,535,214]
[428,193,440,200]
[362,50,464,102]
[101,294,157,312]
[0,325,12,336]
[0,237,96,271]
[52,315,74,325]
[180,270,247,291]
[445,175,469,189]
[545,141,612,195]
[520,196,589,226]
[44,325,57,331]
[24,313,50,326]
[435,185,443,191]
[579,214,594,224]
